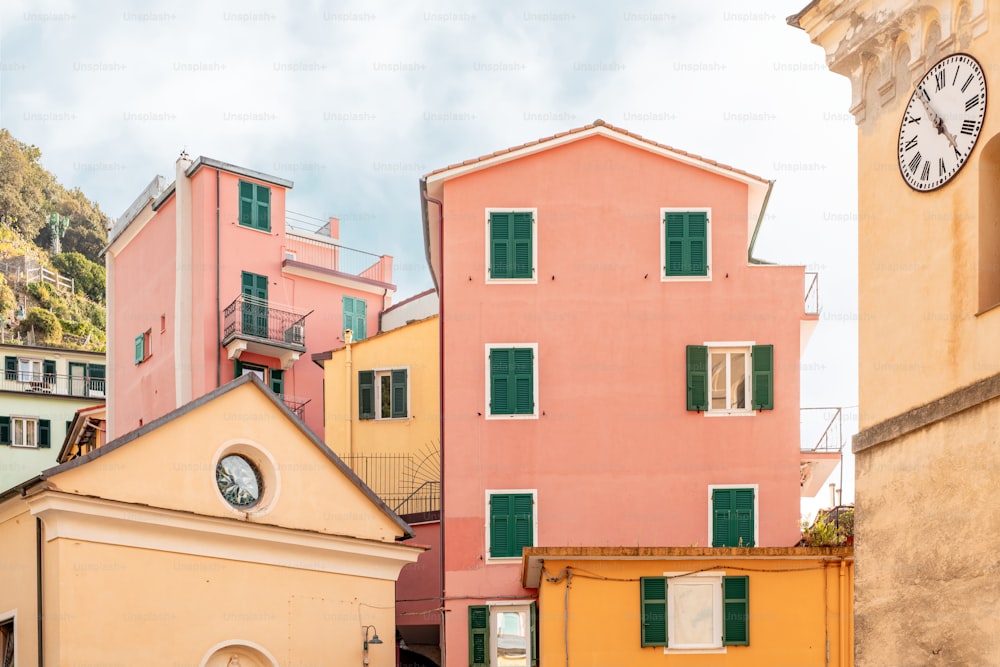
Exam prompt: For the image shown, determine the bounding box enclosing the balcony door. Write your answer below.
[69,362,87,396]
[241,271,269,339]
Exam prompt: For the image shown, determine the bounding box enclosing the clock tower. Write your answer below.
[791,2,1000,665]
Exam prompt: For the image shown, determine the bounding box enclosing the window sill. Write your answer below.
[485,556,524,564]
[665,647,726,655]
[661,275,711,282]
[485,413,539,420]
[237,222,272,234]
[704,409,756,417]
[486,277,537,285]
[11,444,39,449]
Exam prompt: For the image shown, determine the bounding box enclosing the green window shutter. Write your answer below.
[490,212,511,278]
[712,488,733,547]
[0,417,10,445]
[355,299,367,341]
[358,370,375,420]
[513,348,534,415]
[234,359,243,378]
[134,334,144,364]
[734,489,755,547]
[686,345,708,411]
[530,600,538,666]
[723,576,750,645]
[43,359,56,383]
[391,369,407,418]
[751,345,774,410]
[38,419,51,448]
[490,494,512,557]
[511,212,533,278]
[469,605,490,667]
[239,180,255,228]
[342,296,354,337]
[640,577,668,647]
[664,212,708,276]
[511,493,534,553]
[270,369,284,396]
[4,356,16,381]
[255,184,271,231]
[489,349,511,415]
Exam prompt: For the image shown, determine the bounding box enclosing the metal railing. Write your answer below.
[0,371,106,398]
[340,453,441,515]
[281,395,310,420]
[804,271,820,315]
[800,407,844,453]
[285,232,391,284]
[26,266,74,293]
[222,294,307,350]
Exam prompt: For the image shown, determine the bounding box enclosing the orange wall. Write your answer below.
[439,135,807,656]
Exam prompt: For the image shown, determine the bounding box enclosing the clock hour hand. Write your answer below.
[916,89,960,150]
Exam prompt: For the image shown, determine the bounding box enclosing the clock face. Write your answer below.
[216,454,262,508]
[898,53,987,191]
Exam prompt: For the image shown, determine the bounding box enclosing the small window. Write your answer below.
[469,602,537,667]
[487,209,536,282]
[686,344,773,412]
[343,296,367,341]
[711,487,756,547]
[640,573,749,650]
[134,330,152,364]
[488,491,535,559]
[487,345,537,418]
[662,209,710,279]
[358,368,408,420]
[17,358,42,383]
[3,416,49,449]
[160,314,166,333]
[238,180,271,232]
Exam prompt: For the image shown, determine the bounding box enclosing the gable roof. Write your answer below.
[3,374,414,539]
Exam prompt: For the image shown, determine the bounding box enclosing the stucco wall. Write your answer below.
[0,505,38,667]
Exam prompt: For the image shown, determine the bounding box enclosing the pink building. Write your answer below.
[420,120,822,665]
[106,154,394,441]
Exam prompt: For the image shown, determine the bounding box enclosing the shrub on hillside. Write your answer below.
[19,307,62,345]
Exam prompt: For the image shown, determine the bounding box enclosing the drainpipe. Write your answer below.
[216,168,222,388]
[345,329,353,459]
[378,287,389,334]
[420,180,445,665]
[35,516,43,665]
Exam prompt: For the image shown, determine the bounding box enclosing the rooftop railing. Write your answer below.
[284,232,392,284]
[805,271,820,315]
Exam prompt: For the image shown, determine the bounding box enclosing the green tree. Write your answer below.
[52,251,105,303]
[0,129,50,240]
[19,307,62,345]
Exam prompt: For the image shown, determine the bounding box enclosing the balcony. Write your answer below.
[222,294,310,369]
[283,232,394,294]
[341,452,441,518]
[0,371,107,399]
[281,394,310,421]
[801,271,820,354]
[800,407,845,497]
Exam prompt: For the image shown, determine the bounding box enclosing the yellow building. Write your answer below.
[791,1,1000,663]
[315,311,439,516]
[517,547,853,667]
[0,374,422,666]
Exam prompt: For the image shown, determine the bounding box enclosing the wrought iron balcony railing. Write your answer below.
[341,453,441,516]
[222,294,308,351]
[281,394,310,420]
[0,371,107,399]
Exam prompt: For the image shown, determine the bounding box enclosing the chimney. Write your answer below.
[319,216,339,240]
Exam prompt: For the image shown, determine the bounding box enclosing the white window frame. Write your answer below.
[486,601,533,666]
[373,366,410,420]
[11,416,38,449]
[485,208,538,284]
[0,609,15,667]
[663,570,726,654]
[17,358,42,383]
[660,207,712,282]
[485,489,538,564]
[707,484,760,548]
[484,343,539,420]
[703,340,755,417]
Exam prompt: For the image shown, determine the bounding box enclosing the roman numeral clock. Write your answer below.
[898,53,987,191]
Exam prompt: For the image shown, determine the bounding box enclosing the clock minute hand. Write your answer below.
[916,89,960,150]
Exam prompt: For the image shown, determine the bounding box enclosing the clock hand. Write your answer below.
[916,88,960,150]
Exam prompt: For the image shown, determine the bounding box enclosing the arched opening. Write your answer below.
[200,640,278,667]
[978,134,1000,310]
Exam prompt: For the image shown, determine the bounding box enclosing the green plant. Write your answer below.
[801,507,854,547]
[19,306,62,345]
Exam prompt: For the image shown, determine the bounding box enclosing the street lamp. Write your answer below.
[362,625,382,665]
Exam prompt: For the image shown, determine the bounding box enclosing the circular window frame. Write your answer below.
[211,441,280,518]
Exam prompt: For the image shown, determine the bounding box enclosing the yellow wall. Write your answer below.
[537,557,853,667]
[0,505,38,667]
[322,316,439,502]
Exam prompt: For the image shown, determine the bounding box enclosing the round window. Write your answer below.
[216,454,263,508]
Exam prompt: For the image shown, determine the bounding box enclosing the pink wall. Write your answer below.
[110,160,390,442]
[396,520,442,628]
[438,135,807,656]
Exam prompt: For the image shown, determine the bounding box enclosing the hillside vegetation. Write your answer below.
[0,129,108,351]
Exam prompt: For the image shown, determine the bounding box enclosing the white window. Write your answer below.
[709,347,750,412]
[12,417,38,448]
[493,605,531,666]
[18,358,42,383]
[666,572,724,652]
[375,369,408,419]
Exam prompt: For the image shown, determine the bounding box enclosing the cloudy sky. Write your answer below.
[0,0,859,510]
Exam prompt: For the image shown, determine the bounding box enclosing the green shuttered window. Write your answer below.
[640,577,668,647]
[134,334,145,364]
[489,211,534,279]
[469,603,538,667]
[686,345,773,411]
[3,356,16,381]
[469,605,489,667]
[358,369,408,420]
[0,417,9,445]
[664,211,708,276]
[489,493,534,558]
[358,370,375,420]
[723,575,750,645]
[489,348,534,415]
[238,180,271,231]
[343,296,367,341]
[712,488,755,547]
